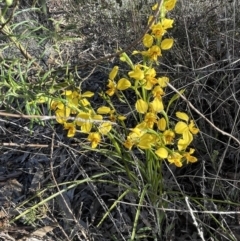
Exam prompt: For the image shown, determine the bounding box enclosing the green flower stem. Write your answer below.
[120,52,134,69]
[108,132,122,156]
[97,189,131,227]
[130,184,148,241]
[141,85,147,102]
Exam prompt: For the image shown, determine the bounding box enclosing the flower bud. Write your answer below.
[5,0,13,6]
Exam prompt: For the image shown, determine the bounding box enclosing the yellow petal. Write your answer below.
[81,91,94,98]
[158,117,166,131]
[189,148,195,154]
[106,81,116,96]
[189,120,199,134]
[51,100,64,110]
[175,121,188,134]
[93,114,103,121]
[135,99,148,114]
[155,147,168,159]
[64,90,72,96]
[55,108,70,124]
[81,122,92,133]
[109,66,119,80]
[152,3,158,10]
[182,130,193,144]
[186,155,198,163]
[118,115,127,121]
[80,98,91,106]
[117,78,131,90]
[128,65,144,80]
[162,18,174,29]
[177,138,189,151]
[76,112,89,126]
[132,50,140,55]
[161,38,174,50]
[67,128,75,137]
[174,160,183,167]
[176,112,189,122]
[151,98,164,113]
[97,106,111,114]
[164,0,177,11]
[143,34,153,48]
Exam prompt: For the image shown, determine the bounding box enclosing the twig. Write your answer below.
[0,111,117,125]
[185,196,205,241]
[0,142,80,148]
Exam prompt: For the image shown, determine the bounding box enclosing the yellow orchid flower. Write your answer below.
[123,127,143,150]
[168,152,183,167]
[128,65,144,80]
[157,77,169,88]
[143,68,158,90]
[142,45,162,62]
[144,112,158,129]
[124,127,155,150]
[106,66,131,96]
[76,111,102,133]
[162,18,174,30]
[123,137,135,150]
[177,138,189,151]
[163,129,175,145]
[80,98,91,107]
[106,79,117,96]
[151,22,166,38]
[64,122,76,138]
[55,108,71,124]
[88,132,101,148]
[152,85,165,100]
[137,133,155,149]
[51,100,64,110]
[175,112,199,150]
[183,148,197,164]
[175,112,199,135]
